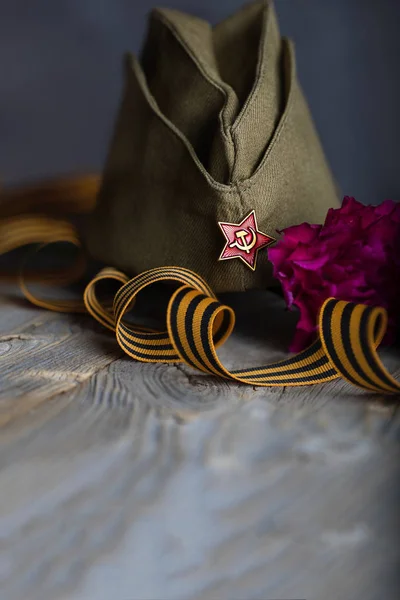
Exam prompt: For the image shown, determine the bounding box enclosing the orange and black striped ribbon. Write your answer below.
[0,176,399,395]
[82,265,399,394]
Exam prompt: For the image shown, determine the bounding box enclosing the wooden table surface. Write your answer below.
[1,281,399,600]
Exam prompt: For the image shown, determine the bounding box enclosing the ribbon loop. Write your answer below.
[167,286,235,375]
[319,299,400,394]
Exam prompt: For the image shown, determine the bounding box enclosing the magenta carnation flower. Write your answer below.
[268,196,400,352]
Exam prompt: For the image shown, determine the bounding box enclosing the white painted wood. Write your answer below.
[0,283,399,600]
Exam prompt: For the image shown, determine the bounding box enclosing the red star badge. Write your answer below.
[218,210,276,271]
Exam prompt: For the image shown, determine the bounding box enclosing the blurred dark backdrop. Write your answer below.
[0,0,399,205]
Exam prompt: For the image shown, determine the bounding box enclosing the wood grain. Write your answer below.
[0,283,399,600]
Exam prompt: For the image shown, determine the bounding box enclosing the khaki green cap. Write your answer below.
[86,0,339,293]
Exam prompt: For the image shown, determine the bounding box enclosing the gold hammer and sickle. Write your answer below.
[229,227,257,254]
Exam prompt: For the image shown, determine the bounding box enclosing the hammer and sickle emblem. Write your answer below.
[229,227,257,254]
[219,210,275,270]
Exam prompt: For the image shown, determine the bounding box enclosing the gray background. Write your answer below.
[0,0,399,205]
